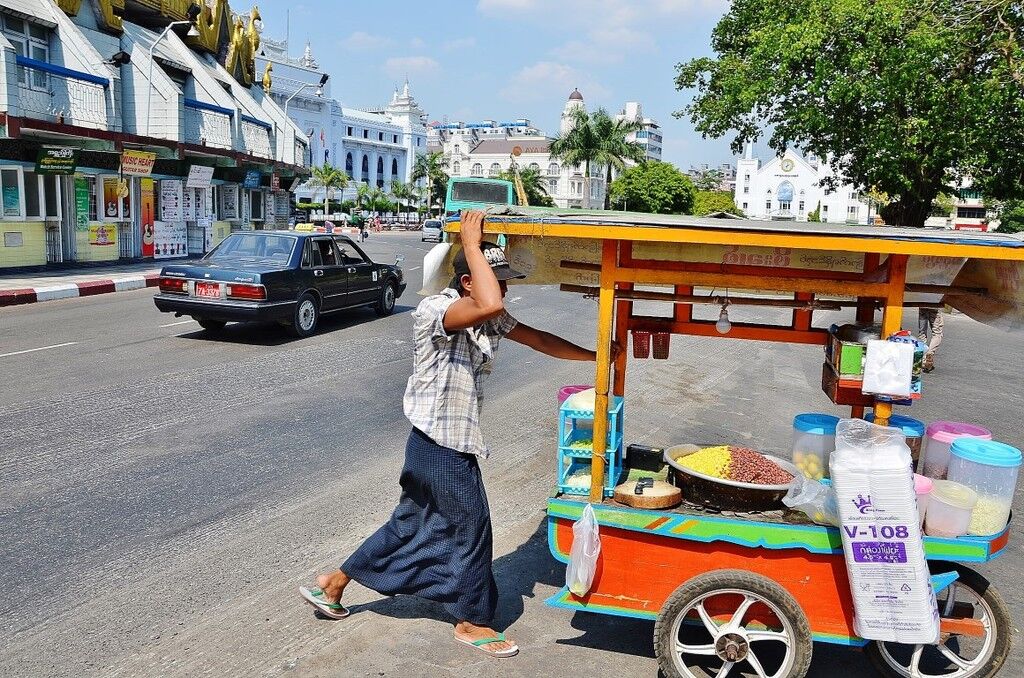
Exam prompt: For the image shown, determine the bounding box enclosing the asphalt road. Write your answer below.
[1,231,1021,677]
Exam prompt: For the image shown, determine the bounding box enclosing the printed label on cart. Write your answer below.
[851,541,908,563]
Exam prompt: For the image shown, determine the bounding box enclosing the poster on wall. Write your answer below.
[88,223,116,246]
[153,220,188,259]
[140,177,155,257]
[186,165,214,189]
[265,190,275,228]
[241,186,251,225]
[220,185,238,219]
[160,180,183,222]
[102,177,121,219]
[75,176,90,232]
[182,187,195,221]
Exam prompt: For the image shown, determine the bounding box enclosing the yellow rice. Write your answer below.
[676,445,732,478]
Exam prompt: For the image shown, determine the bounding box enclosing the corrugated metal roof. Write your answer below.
[0,0,58,26]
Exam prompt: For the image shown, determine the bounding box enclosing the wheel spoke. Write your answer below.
[937,643,972,670]
[943,583,957,616]
[747,629,791,648]
[675,641,718,656]
[909,645,925,678]
[724,594,757,631]
[745,649,770,678]
[694,601,721,637]
[714,661,735,678]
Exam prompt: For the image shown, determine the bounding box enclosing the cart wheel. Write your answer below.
[654,569,813,678]
[865,563,1010,678]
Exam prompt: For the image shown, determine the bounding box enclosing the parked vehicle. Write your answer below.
[154,231,406,337]
[422,219,444,242]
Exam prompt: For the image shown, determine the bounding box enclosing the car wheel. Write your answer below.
[290,293,320,337]
[375,281,397,317]
[195,317,226,333]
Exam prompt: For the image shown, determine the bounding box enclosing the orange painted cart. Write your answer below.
[441,212,1024,678]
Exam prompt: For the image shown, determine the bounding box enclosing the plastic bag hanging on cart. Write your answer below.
[782,474,840,526]
[566,503,601,597]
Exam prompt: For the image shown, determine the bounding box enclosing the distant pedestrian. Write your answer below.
[298,210,616,659]
[918,308,944,373]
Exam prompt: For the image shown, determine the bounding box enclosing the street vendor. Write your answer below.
[299,210,615,658]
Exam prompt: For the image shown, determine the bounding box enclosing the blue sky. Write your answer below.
[258,0,738,169]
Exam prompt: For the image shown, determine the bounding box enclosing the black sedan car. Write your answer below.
[154,231,406,337]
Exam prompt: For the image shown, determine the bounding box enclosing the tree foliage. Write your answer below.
[994,200,1024,233]
[807,202,822,222]
[691,168,726,192]
[675,0,1024,228]
[308,163,349,216]
[693,190,742,216]
[550,107,647,209]
[608,162,696,215]
[411,151,449,216]
[497,167,555,207]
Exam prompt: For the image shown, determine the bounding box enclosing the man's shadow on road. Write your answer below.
[340,516,654,660]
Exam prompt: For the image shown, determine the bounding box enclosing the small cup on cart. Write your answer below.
[925,480,978,538]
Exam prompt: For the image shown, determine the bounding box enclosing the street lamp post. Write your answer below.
[144,5,200,138]
[283,74,329,166]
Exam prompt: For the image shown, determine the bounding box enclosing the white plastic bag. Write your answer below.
[566,503,601,597]
[782,474,840,526]
[862,340,914,397]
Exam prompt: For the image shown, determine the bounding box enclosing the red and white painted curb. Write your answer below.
[0,274,160,307]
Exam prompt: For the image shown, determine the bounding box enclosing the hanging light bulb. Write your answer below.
[716,304,732,334]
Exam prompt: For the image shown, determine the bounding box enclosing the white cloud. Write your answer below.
[443,37,478,51]
[383,56,441,78]
[343,32,393,51]
[500,61,609,103]
[478,0,537,12]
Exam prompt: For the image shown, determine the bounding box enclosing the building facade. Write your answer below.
[428,89,609,209]
[256,39,428,205]
[689,162,738,193]
[0,0,309,270]
[734,146,871,224]
[616,101,661,163]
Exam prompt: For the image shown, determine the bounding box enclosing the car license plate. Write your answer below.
[194,282,221,299]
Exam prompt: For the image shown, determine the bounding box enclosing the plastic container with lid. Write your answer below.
[866,413,926,470]
[925,480,978,538]
[914,474,933,528]
[948,439,1022,536]
[921,422,992,480]
[791,413,840,481]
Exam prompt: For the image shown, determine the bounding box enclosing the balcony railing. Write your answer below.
[184,98,233,149]
[15,57,109,129]
[241,115,272,158]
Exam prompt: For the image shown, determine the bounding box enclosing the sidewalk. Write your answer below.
[0,260,182,307]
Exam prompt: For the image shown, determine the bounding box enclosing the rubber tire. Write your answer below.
[375,281,397,317]
[195,318,226,333]
[289,292,320,338]
[654,569,813,678]
[865,563,1011,678]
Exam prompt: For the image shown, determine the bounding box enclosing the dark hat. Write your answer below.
[452,242,526,285]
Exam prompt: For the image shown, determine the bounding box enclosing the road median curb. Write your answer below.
[0,274,159,308]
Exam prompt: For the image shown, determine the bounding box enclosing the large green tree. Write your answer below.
[550,107,647,209]
[308,164,349,218]
[691,168,725,192]
[411,151,449,217]
[608,161,696,215]
[497,167,555,207]
[675,0,1024,228]
[693,190,742,216]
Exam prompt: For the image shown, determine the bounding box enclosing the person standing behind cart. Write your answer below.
[918,307,944,372]
[299,210,615,658]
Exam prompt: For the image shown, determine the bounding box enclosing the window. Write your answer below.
[363,129,368,139]
[391,158,398,178]
[743,186,749,194]
[798,200,805,213]
[0,167,23,218]
[347,126,353,136]
[393,134,398,144]
[765,200,771,211]
[345,152,353,175]
[249,190,264,221]
[43,174,59,218]
[744,174,750,183]
[378,132,384,141]
[528,163,539,172]
[488,163,500,177]
[548,163,559,175]
[334,238,366,264]
[957,207,987,219]
[849,191,859,200]
[3,16,49,90]
[454,144,460,154]
[780,201,791,211]
[301,239,312,267]
[87,176,98,220]
[742,202,748,210]
[548,179,558,193]
[471,163,482,177]
[312,238,337,266]
[822,205,829,213]
[23,170,40,218]
[848,205,858,216]
[452,161,460,174]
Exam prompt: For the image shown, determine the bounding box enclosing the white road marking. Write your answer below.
[0,341,78,359]
[509,296,522,303]
[408,266,421,271]
[160,319,196,328]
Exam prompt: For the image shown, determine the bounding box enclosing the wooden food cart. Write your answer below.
[439,211,1024,678]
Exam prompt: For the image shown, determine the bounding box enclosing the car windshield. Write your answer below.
[424,220,442,229]
[206,234,297,263]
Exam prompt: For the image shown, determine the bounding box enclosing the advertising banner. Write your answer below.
[36,148,78,175]
[243,170,261,189]
[88,223,116,246]
[182,187,195,221]
[74,176,90,231]
[153,220,187,258]
[160,179,183,222]
[120,150,156,176]
[102,177,121,219]
[141,177,155,257]
[186,165,215,189]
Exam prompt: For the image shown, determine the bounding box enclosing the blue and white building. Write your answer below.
[256,38,428,204]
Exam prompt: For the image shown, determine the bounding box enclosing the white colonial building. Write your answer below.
[734,146,872,224]
[256,39,428,202]
[429,89,612,209]
[616,101,662,163]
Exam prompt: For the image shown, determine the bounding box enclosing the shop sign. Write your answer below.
[186,165,215,189]
[121,150,157,176]
[160,179,183,222]
[89,223,116,246]
[243,170,261,189]
[74,176,90,231]
[153,220,187,258]
[270,172,280,190]
[141,177,155,257]
[36,148,78,175]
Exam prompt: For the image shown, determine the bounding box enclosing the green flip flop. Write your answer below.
[298,585,350,619]
[455,631,520,658]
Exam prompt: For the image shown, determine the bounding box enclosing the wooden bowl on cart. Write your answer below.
[664,445,798,512]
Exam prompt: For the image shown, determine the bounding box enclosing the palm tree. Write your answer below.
[497,168,555,207]
[391,179,412,223]
[550,107,646,209]
[308,163,349,219]
[411,151,449,217]
[355,182,373,215]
